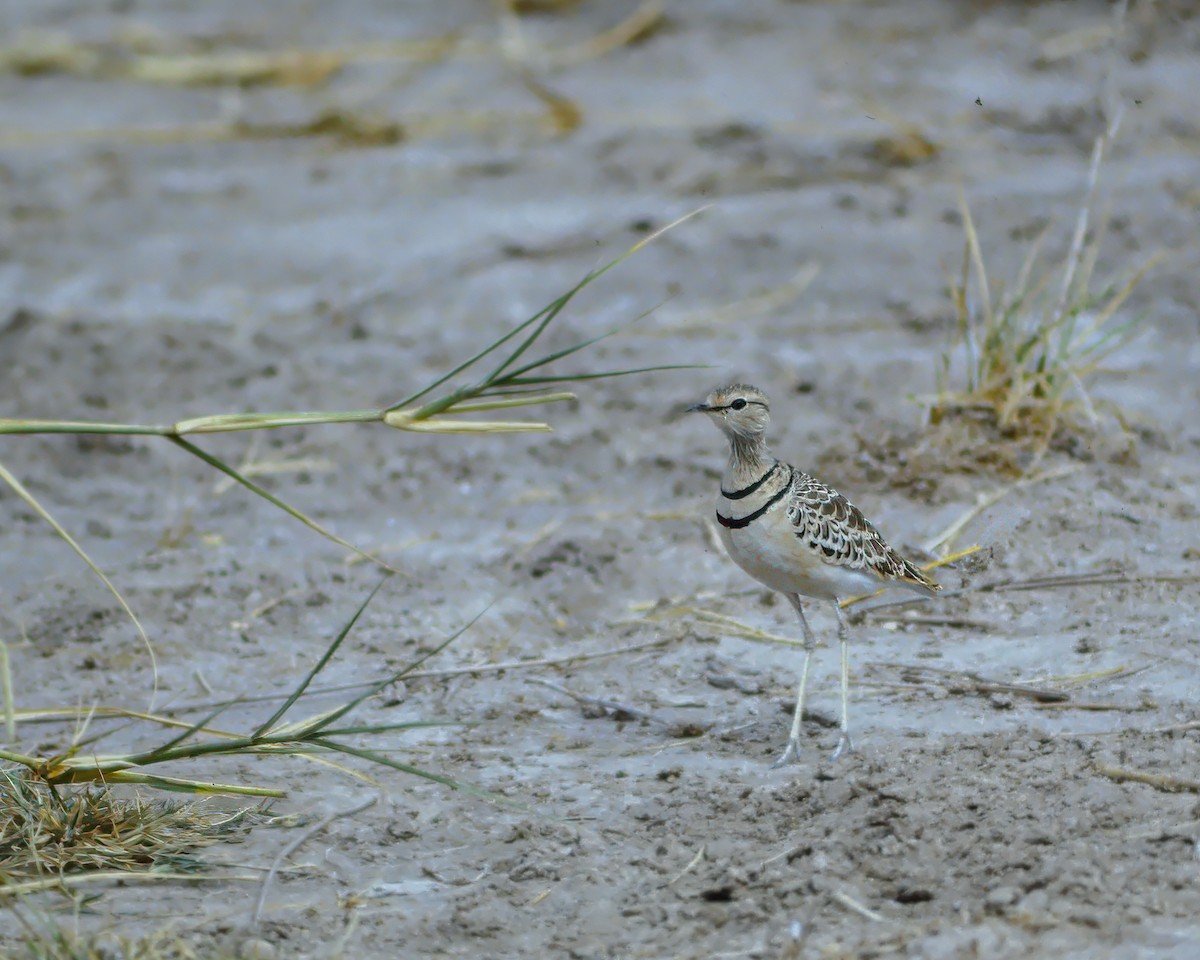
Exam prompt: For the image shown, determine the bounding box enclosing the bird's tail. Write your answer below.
[897,556,941,596]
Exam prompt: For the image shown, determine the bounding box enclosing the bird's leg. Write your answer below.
[772,593,817,768]
[830,600,855,761]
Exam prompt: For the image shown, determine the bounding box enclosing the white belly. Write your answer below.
[716,502,878,600]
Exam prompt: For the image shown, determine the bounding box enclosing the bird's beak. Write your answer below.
[686,402,710,413]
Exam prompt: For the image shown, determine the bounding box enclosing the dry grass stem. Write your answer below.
[15,636,676,728]
[839,545,983,608]
[0,30,469,87]
[528,678,669,726]
[869,662,1069,703]
[921,465,1080,554]
[253,796,377,924]
[1,636,15,741]
[640,606,809,649]
[547,0,668,67]
[832,889,885,922]
[1027,663,1147,688]
[1095,764,1200,794]
[665,844,707,887]
[654,263,820,335]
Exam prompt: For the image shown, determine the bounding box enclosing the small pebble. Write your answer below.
[240,939,278,960]
[985,885,1020,910]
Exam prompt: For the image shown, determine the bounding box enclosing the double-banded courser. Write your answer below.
[689,384,939,766]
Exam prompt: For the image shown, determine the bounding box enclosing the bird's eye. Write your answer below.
[730,398,747,410]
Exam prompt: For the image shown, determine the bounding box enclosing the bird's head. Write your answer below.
[687,383,771,439]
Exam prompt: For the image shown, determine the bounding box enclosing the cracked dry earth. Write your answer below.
[2,0,1200,958]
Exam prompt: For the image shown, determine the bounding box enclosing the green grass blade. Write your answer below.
[484,279,597,384]
[308,737,517,806]
[494,329,617,383]
[497,295,675,385]
[314,720,466,737]
[132,702,239,763]
[168,436,396,573]
[0,419,167,436]
[390,206,707,415]
[384,305,560,414]
[499,364,703,386]
[295,601,489,740]
[253,577,389,738]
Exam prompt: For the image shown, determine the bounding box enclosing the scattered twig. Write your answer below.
[969,572,1200,594]
[665,844,707,887]
[1053,719,1200,739]
[832,889,885,922]
[1028,663,1148,688]
[1094,764,1200,794]
[420,864,489,886]
[760,842,803,869]
[859,613,995,630]
[526,887,552,907]
[857,573,1200,616]
[867,662,1068,703]
[840,545,982,609]
[1034,700,1151,712]
[528,678,668,726]
[253,796,377,923]
[144,636,676,718]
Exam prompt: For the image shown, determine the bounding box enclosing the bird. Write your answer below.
[688,383,940,766]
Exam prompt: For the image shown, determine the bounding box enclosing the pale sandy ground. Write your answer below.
[2,1,1200,957]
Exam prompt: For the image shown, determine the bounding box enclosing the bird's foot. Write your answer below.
[830,732,855,762]
[771,738,802,768]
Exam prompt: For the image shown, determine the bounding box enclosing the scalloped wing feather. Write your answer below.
[785,470,940,594]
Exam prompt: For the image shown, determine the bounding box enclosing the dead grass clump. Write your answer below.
[10,916,234,960]
[0,768,250,881]
[928,113,1159,464]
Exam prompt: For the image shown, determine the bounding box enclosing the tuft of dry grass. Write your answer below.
[10,914,238,960]
[930,120,1158,457]
[0,768,252,882]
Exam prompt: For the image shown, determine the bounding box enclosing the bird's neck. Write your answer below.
[725,432,772,484]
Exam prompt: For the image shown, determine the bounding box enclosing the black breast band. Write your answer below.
[716,469,792,529]
[720,462,780,500]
